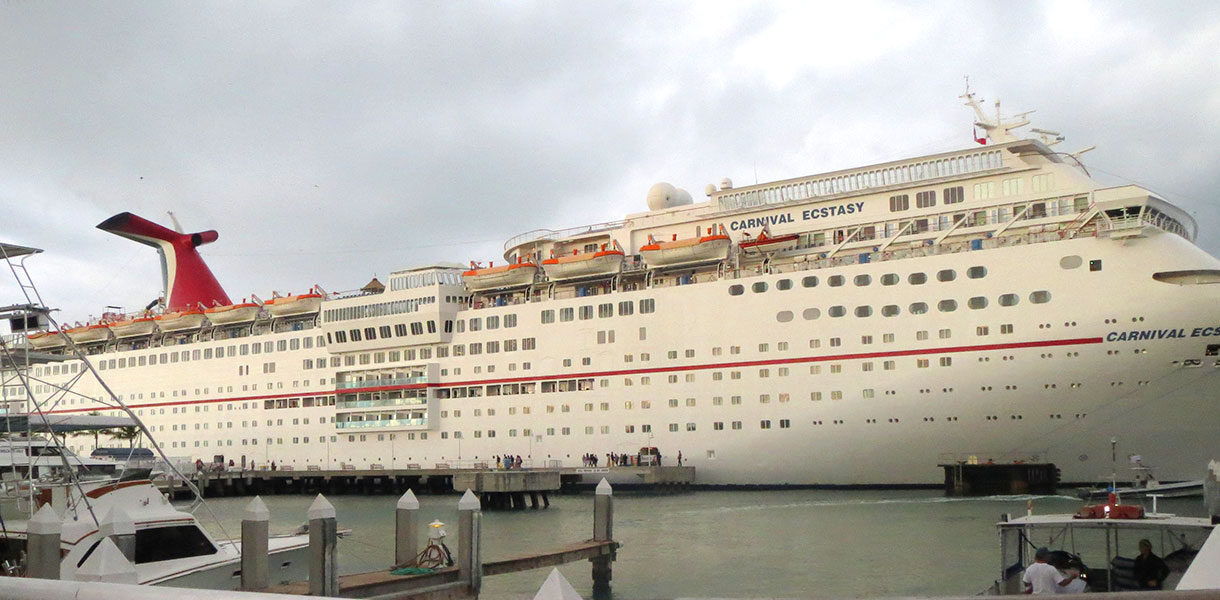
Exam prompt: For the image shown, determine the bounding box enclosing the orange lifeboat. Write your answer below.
[640,226,731,268]
[739,227,800,255]
[541,242,624,281]
[462,259,539,292]
[25,330,66,350]
[63,322,112,344]
[263,292,323,318]
[204,301,261,325]
[108,315,157,338]
[154,309,208,333]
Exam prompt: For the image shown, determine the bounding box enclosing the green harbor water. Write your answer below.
[194,489,1208,599]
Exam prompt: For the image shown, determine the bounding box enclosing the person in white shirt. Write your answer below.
[1023,547,1080,594]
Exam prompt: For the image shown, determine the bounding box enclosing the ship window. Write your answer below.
[855,305,873,318]
[998,293,1019,307]
[802,308,820,320]
[828,306,846,318]
[916,190,936,208]
[881,305,900,317]
[881,273,899,286]
[909,302,928,315]
[801,276,819,288]
[599,303,614,318]
[908,272,927,285]
[1030,290,1052,304]
[1090,259,1102,272]
[486,316,499,329]
[943,186,964,204]
[889,194,909,212]
[828,275,845,287]
[967,266,987,279]
[133,525,217,563]
[728,285,744,296]
[968,296,987,309]
[854,274,871,286]
[505,314,517,327]
[618,301,633,316]
[1060,256,1082,269]
[542,310,555,323]
[395,324,408,336]
[776,311,794,323]
[937,269,956,282]
[469,318,482,331]
[364,327,376,339]
[751,282,768,293]
[937,299,957,312]
[639,299,655,313]
[560,308,574,321]
[579,306,594,320]
[349,329,361,342]
[410,322,423,335]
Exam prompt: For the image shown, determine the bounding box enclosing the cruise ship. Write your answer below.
[5,92,1220,486]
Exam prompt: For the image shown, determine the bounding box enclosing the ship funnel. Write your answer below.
[97,212,232,311]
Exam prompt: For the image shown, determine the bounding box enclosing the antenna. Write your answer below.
[167,211,184,234]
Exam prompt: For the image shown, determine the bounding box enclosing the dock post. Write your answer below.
[307,494,338,597]
[241,496,270,591]
[457,489,482,593]
[100,506,136,563]
[395,489,419,566]
[26,503,61,580]
[591,478,613,599]
[76,538,137,583]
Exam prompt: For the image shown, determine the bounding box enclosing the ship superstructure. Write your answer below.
[5,93,1219,485]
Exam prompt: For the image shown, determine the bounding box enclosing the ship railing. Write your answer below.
[936,451,1045,465]
[503,220,626,252]
[337,397,427,409]
[335,376,427,390]
[334,417,428,429]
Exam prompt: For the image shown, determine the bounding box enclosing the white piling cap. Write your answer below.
[76,537,138,584]
[100,506,135,537]
[308,494,336,520]
[398,488,420,510]
[244,496,270,521]
[533,567,584,600]
[458,489,481,510]
[595,477,613,496]
[28,503,61,535]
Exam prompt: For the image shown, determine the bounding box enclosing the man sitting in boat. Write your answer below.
[1134,539,1170,590]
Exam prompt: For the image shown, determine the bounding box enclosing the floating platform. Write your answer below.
[939,462,1059,496]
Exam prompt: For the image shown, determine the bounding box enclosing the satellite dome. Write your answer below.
[704,183,717,196]
[646,182,693,211]
[719,177,733,190]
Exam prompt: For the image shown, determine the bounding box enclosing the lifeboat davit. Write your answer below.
[541,243,624,281]
[640,226,731,268]
[155,310,208,333]
[462,260,539,292]
[204,302,261,325]
[108,316,157,338]
[264,293,323,318]
[25,331,66,350]
[739,228,800,256]
[63,323,112,344]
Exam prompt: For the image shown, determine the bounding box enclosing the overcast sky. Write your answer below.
[2,1,1218,325]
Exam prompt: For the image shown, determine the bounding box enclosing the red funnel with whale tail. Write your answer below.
[97,212,231,311]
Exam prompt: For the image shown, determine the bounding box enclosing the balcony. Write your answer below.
[336,376,427,390]
[337,397,427,410]
[335,417,428,429]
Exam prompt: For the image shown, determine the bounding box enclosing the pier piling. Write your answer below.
[395,489,420,567]
[458,489,483,593]
[26,503,60,580]
[241,496,271,591]
[307,494,338,597]
[591,478,614,598]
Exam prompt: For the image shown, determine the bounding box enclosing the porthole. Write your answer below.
[967,266,987,279]
[968,296,988,309]
[777,279,793,291]
[881,305,901,317]
[802,308,821,320]
[801,276,819,288]
[937,269,956,282]
[881,273,900,286]
[1030,290,1052,304]
[854,274,871,286]
[854,305,873,318]
[776,311,794,323]
[1060,255,1082,269]
[751,282,768,293]
[728,284,744,296]
[828,305,846,318]
[938,299,958,312]
[909,302,928,315]
[998,293,1019,307]
[828,275,845,287]
[909,272,927,285]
